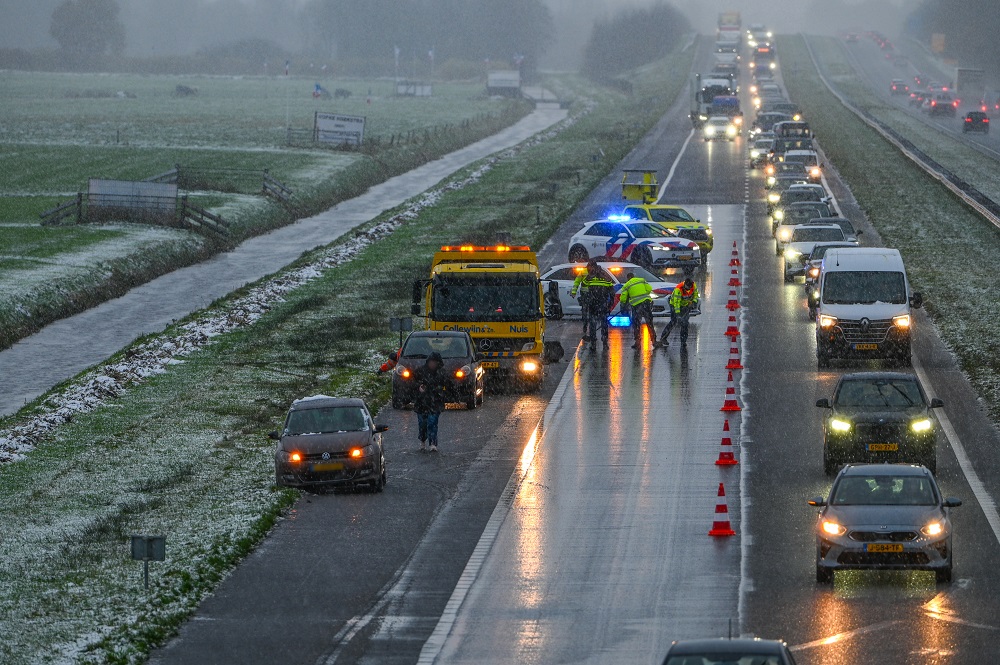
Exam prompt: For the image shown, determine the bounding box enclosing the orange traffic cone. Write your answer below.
[709,482,737,536]
[715,419,738,465]
[728,267,742,287]
[730,242,741,267]
[726,289,741,311]
[721,371,742,412]
[724,314,740,338]
[726,345,744,370]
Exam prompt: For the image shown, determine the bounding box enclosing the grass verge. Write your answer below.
[781,34,1000,420]
[0,46,695,664]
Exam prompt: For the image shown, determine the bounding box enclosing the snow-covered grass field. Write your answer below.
[782,35,1000,421]
[808,35,1000,206]
[0,48,695,663]
[0,71,530,350]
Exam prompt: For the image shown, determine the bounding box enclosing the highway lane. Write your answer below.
[152,39,729,665]
[742,57,1000,662]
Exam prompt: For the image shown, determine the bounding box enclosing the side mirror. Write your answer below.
[410,303,421,316]
[375,424,390,433]
[268,431,281,440]
[911,292,924,308]
[943,497,963,508]
[618,232,629,239]
[930,398,945,408]
[808,496,827,507]
[816,398,831,408]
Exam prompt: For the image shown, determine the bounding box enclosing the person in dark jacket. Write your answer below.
[413,351,449,452]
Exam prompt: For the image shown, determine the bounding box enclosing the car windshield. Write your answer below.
[664,656,785,665]
[431,275,540,321]
[777,164,806,173]
[835,377,923,408]
[783,189,822,203]
[286,407,367,435]
[784,154,818,166]
[646,208,695,222]
[607,265,660,282]
[786,210,822,225]
[754,140,773,150]
[402,336,469,359]
[791,228,844,242]
[810,244,854,259]
[627,222,674,238]
[831,475,938,506]
[823,271,907,305]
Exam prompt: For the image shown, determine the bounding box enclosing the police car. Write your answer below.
[541,261,677,319]
[567,219,701,270]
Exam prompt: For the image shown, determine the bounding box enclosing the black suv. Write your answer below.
[391,330,484,410]
[963,111,990,134]
[816,372,944,475]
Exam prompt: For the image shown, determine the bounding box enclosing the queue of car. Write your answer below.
[749,41,961,587]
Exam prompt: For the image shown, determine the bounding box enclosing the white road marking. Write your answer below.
[656,128,696,202]
[790,620,902,652]
[416,353,581,664]
[912,356,1000,548]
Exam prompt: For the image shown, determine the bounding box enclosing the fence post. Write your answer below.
[76,192,83,224]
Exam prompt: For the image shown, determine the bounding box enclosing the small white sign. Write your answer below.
[314,112,366,146]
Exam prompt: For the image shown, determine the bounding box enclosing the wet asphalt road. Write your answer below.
[0,107,567,417]
[152,38,1000,665]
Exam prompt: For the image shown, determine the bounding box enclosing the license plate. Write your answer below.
[677,255,692,261]
[866,543,904,553]
[481,361,500,369]
[854,343,879,351]
[311,462,344,472]
[867,443,899,452]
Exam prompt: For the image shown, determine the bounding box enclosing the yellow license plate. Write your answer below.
[866,543,904,553]
[481,361,500,369]
[868,443,899,452]
[311,462,344,472]
[854,343,879,351]
[677,256,692,260]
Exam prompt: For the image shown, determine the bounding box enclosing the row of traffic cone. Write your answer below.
[711,241,743,538]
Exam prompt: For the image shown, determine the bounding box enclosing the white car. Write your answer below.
[703,116,739,141]
[567,219,701,269]
[780,224,849,281]
[541,262,678,319]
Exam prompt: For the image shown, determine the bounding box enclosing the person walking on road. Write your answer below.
[570,263,593,342]
[659,277,700,349]
[620,271,655,350]
[580,262,614,350]
[413,351,448,452]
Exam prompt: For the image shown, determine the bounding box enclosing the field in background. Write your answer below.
[0,70,529,349]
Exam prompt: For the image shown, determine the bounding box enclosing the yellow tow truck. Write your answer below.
[619,169,714,254]
[411,245,555,389]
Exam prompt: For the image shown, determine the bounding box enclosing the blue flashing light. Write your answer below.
[607,214,631,222]
[609,315,632,327]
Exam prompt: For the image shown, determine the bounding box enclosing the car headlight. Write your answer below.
[830,418,852,432]
[893,314,911,328]
[521,341,537,352]
[286,451,303,463]
[521,360,540,373]
[811,167,822,178]
[766,176,776,186]
[819,315,838,329]
[822,520,847,536]
[808,267,820,278]
[784,248,802,260]
[773,209,784,220]
[778,228,792,241]
[753,97,762,107]
[455,364,472,379]
[727,125,737,136]
[704,126,717,136]
[349,444,374,459]
[921,522,944,537]
[395,365,412,378]
[768,193,780,203]
[911,418,933,433]
[751,150,761,159]
[706,227,713,236]
[770,62,777,70]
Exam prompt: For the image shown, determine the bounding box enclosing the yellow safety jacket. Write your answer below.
[620,277,653,307]
[669,283,699,313]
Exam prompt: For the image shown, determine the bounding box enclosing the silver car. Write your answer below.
[809,464,961,584]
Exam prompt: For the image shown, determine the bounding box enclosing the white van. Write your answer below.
[815,248,923,367]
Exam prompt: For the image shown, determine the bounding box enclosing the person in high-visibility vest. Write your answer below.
[570,263,592,341]
[580,263,614,350]
[659,277,700,348]
[620,271,655,349]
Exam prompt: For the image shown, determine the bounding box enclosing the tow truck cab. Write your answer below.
[815,248,923,367]
[412,245,549,389]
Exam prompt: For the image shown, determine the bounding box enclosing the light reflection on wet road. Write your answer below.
[423,205,746,663]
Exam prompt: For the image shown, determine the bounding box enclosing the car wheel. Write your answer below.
[544,294,563,320]
[816,564,834,584]
[936,563,952,584]
[808,308,817,321]
[372,463,386,493]
[569,245,589,263]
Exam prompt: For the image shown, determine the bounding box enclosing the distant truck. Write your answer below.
[411,245,548,389]
[955,68,985,102]
[486,70,522,97]
[690,73,736,126]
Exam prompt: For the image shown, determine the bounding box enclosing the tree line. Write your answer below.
[907,0,1000,71]
[582,3,691,80]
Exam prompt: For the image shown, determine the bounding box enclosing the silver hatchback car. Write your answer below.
[809,464,961,584]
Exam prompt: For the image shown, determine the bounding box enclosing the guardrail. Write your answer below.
[802,35,1000,232]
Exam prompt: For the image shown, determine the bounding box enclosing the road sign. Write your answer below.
[131,535,166,589]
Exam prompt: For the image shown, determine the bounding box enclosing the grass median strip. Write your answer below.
[0,47,694,664]
[781,34,1000,420]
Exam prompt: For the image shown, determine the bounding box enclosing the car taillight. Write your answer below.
[966,118,972,122]
[986,118,990,123]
